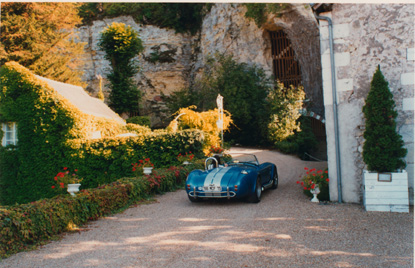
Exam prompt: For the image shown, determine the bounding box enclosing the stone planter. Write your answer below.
[363,170,409,212]
[143,167,153,175]
[67,183,81,196]
[310,185,320,203]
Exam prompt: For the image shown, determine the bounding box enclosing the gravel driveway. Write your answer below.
[1,148,413,268]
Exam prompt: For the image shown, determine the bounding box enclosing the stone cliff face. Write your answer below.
[75,4,323,128]
[76,15,198,127]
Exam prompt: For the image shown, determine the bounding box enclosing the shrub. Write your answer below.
[98,22,144,115]
[64,129,205,190]
[126,116,151,127]
[167,106,232,155]
[268,81,305,143]
[362,66,407,172]
[274,116,318,159]
[243,3,291,28]
[0,164,201,259]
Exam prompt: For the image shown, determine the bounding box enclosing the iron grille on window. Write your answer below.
[270,30,302,88]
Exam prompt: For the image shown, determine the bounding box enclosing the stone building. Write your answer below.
[313,3,414,204]
[76,3,414,205]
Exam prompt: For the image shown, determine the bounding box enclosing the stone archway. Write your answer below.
[263,4,324,117]
[261,5,327,160]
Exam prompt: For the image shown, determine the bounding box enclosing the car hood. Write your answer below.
[199,166,255,187]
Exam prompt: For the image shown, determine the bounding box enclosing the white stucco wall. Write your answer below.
[318,4,414,204]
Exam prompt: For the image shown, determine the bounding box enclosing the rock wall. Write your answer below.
[76,16,198,127]
[318,4,414,203]
[200,4,323,115]
[75,4,323,127]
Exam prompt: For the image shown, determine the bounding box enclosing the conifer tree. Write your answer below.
[362,66,407,172]
[0,3,86,86]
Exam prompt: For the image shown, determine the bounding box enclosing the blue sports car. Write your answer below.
[186,153,278,203]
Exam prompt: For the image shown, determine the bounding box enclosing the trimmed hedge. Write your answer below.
[0,163,202,259]
[64,130,205,189]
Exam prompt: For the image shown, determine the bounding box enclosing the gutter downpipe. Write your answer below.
[315,15,343,203]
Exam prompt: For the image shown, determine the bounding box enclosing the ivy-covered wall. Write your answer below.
[0,62,204,205]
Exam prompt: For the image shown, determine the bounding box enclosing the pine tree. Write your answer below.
[0,3,86,86]
[362,66,407,172]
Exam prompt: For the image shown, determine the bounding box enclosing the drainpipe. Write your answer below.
[314,14,343,203]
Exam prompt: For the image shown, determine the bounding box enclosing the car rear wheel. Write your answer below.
[271,167,278,190]
[248,176,262,203]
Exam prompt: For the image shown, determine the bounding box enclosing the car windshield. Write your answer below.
[227,153,259,166]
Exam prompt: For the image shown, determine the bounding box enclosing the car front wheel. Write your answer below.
[248,176,262,203]
[188,195,202,203]
[271,167,278,190]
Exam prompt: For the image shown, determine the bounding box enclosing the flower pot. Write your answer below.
[363,170,409,212]
[67,183,81,196]
[310,185,320,203]
[143,167,153,175]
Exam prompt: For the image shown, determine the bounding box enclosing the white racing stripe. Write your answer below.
[203,167,231,194]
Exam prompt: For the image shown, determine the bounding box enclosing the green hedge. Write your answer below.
[126,116,151,127]
[0,62,205,205]
[0,163,202,259]
[64,130,205,189]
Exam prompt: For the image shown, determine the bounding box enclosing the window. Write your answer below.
[269,30,302,88]
[2,122,18,146]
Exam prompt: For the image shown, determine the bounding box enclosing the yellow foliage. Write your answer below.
[167,106,233,155]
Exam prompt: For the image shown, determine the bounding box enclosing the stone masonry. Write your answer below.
[318,4,414,204]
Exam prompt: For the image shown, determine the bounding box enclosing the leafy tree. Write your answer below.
[164,54,308,148]
[362,66,407,172]
[98,22,144,115]
[203,54,272,145]
[165,53,273,146]
[0,2,86,86]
